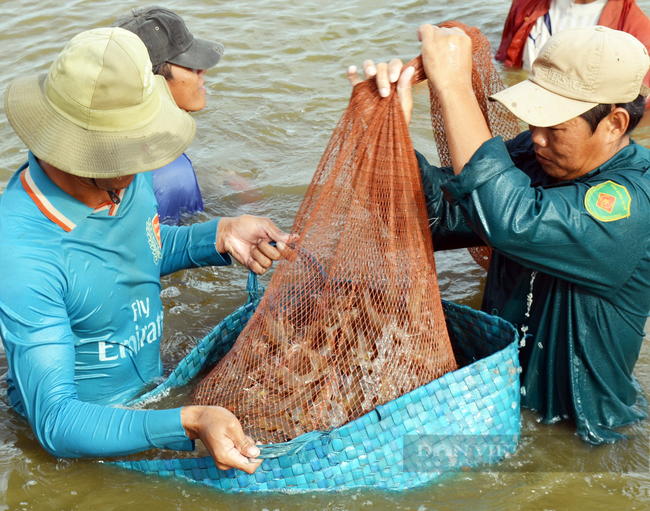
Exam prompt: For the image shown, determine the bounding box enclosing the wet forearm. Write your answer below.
[437,84,493,175]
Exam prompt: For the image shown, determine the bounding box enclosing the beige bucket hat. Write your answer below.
[5,27,196,178]
[491,26,650,127]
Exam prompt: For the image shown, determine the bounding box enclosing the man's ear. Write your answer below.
[606,107,631,138]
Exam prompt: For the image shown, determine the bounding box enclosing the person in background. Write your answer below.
[496,0,650,90]
[351,25,650,444]
[0,27,290,471]
[113,6,223,225]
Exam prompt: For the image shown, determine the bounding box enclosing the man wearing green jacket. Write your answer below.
[349,25,650,443]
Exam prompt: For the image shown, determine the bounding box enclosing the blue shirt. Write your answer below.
[152,153,204,225]
[0,152,231,458]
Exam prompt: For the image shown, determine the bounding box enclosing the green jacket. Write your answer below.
[418,131,650,444]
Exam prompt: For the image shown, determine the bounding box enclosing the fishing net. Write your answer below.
[191,22,519,443]
[425,22,520,270]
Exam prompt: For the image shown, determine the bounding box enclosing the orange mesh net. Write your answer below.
[191,22,519,443]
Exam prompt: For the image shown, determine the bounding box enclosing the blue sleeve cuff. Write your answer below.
[144,408,195,452]
[441,136,514,206]
[191,218,232,267]
[213,218,232,265]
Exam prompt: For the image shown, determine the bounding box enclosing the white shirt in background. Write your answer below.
[522,0,608,70]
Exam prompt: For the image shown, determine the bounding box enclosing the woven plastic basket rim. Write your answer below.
[127,269,519,408]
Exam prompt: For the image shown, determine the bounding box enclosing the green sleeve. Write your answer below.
[416,151,485,251]
[442,137,650,296]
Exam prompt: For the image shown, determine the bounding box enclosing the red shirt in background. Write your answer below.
[496,0,650,91]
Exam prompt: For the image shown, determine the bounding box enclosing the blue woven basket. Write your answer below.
[116,272,521,492]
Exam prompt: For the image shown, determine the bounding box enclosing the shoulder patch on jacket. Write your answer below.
[585,181,631,222]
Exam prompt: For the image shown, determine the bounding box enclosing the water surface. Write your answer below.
[1,0,650,509]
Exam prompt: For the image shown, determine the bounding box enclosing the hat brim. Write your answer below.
[5,74,196,179]
[168,37,224,70]
[490,80,598,127]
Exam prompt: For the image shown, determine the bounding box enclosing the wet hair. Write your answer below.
[580,94,646,135]
[152,61,174,81]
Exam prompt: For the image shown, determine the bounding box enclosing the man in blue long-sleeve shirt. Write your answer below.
[0,27,289,471]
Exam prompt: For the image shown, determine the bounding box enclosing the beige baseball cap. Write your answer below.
[5,27,196,178]
[491,26,650,127]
